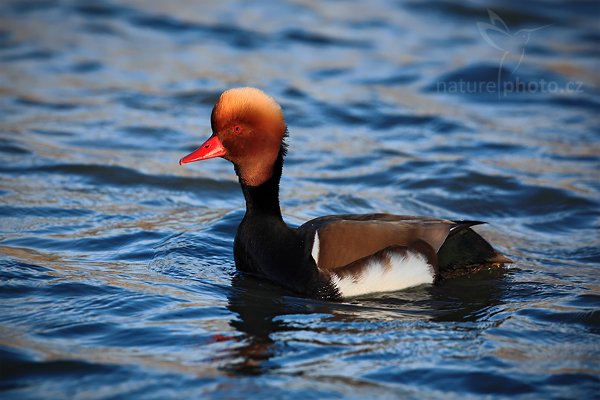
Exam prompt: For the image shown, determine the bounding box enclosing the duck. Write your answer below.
[180,87,511,300]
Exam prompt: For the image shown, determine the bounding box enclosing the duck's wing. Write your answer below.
[298,214,456,272]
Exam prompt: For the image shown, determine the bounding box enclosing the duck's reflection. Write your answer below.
[223,268,508,374]
[363,267,510,323]
[223,274,311,374]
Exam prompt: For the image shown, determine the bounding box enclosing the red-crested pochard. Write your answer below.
[180,87,510,299]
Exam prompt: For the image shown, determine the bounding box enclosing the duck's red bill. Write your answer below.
[179,136,226,165]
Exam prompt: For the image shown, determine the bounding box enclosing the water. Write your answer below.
[1,0,599,398]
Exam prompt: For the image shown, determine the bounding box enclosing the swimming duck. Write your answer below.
[180,87,510,299]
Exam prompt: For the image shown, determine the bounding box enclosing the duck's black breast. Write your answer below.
[233,214,336,298]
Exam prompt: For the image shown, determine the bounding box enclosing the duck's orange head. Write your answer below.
[180,87,287,186]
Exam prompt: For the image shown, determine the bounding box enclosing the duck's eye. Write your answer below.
[233,125,242,133]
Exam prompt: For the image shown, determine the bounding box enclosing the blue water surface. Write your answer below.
[1,0,599,398]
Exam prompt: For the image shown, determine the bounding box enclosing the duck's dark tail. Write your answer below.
[449,220,486,233]
[437,220,512,280]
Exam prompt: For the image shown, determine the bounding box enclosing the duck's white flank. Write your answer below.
[311,232,320,264]
[331,251,434,298]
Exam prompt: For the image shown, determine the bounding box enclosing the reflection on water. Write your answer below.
[1,0,599,398]
[226,269,510,375]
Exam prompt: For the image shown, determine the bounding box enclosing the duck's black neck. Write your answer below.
[238,148,285,219]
